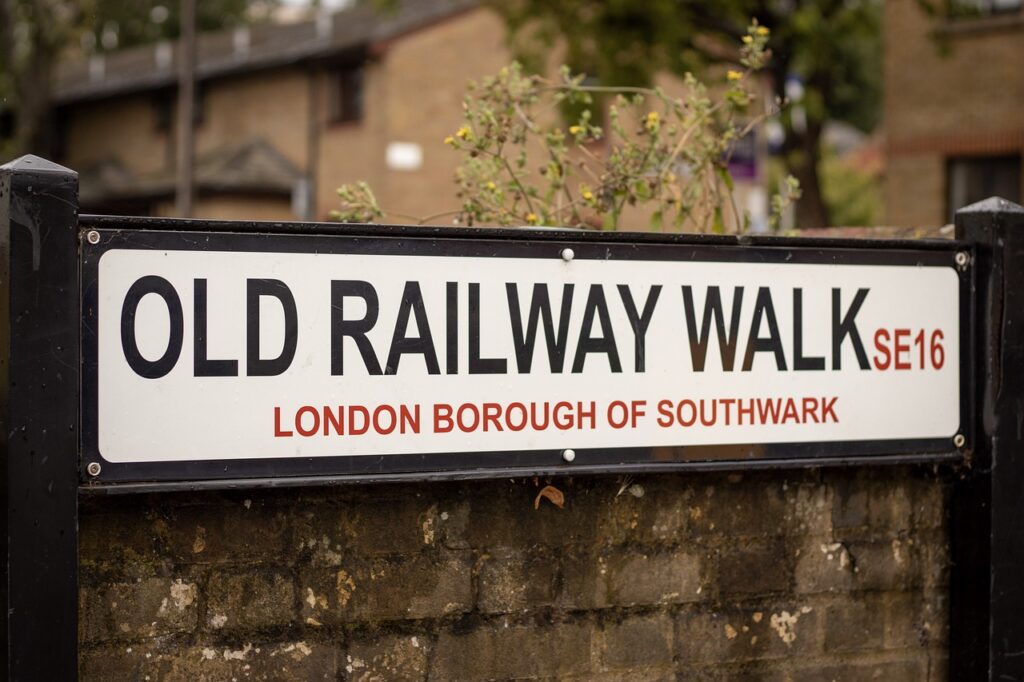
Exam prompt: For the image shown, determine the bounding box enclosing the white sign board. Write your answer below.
[84,233,963,477]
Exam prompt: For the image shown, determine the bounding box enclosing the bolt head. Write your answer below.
[562,448,576,462]
[560,247,575,262]
[86,461,102,476]
[86,230,101,245]
[955,251,969,268]
[953,433,966,448]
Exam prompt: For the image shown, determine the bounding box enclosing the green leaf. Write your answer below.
[649,210,663,232]
[712,207,725,234]
[716,165,735,192]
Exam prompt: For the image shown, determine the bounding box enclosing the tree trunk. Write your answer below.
[4,0,58,159]
[12,45,55,157]
[789,118,830,229]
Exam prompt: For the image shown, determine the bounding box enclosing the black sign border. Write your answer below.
[80,222,973,490]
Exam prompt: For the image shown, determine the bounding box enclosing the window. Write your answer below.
[328,66,364,124]
[153,85,206,132]
[947,155,1022,218]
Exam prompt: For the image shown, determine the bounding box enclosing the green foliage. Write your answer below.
[492,0,883,227]
[495,0,882,132]
[1,0,276,159]
[334,24,799,233]
[820,148,883,228]
[80,0,279,52]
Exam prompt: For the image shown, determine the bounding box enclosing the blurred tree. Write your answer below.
[0,0,276,159]
[492,0,882,229]
[820,148,883,228]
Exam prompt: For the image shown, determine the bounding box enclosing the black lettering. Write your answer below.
[832,288,870,370]
[617,284,661,372]
[572,285,622,373]
[682,285,744,371]
[194,279,239,376]
[793,288,825,370]
[246,279,298,376]
[506,283,574,373]
[742,287,787,371]
[446,282,458,375]
[386,281,440,375]
[121,275,184,379]
[331,280,382,375]
[469,283,507,374]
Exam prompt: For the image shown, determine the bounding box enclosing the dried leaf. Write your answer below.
[534,485,565,509]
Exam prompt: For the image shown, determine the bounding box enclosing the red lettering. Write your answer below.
[894,329,911,370]
[657,400,673,427]
[579,401,597,429]
[373,404,396,435]
[781,398,799,424]
[736,398,753,425]
[274,406,293,437]
[482,403,503,432]
[434,403,453,433]
[756,398,781,424]
[931,330,945,369]
[699,399,716,426]
[607,400,628,429]
[349,405,369,435]
[506,402,527,431]
[630,400,646,428]
[873,329,891,370]
[323,406,344,436]
[553,401,574,429]
[399,404,420,434]
[457,403,480,432]
[822,396,839,423]
[720,398,735,425]
[295,405,320,436]
[531,402,550,430]
[677,399,697,427]
[802,397,819,424]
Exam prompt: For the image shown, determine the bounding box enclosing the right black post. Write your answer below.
[953,196,1024,680]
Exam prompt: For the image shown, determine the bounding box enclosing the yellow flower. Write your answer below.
[526,213,539,224]
[755,26,769,36]
[486,181,497,191]
[727,70,743,82]
[742,35,753,44]
[455,125,472,140]
[647,111,659,124]
[444,135,455,146]
[569,125,582,135]
[582,189,595,201]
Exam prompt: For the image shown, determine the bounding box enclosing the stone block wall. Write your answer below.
[78,465,949,680]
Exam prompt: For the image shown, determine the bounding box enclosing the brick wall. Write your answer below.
[79,465,948,680]
[884,0,1024,226]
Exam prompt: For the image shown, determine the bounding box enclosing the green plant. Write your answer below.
[333,22,799,233]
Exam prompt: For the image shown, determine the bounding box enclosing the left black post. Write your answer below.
[0,156,79,679]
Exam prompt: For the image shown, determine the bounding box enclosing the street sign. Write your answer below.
[81,228,967,483]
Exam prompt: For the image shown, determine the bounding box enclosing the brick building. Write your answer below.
[51,0,773,229]
[53,0,506,222]
[885,0,1024,226]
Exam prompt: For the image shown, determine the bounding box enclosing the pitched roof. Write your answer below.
[79,138,304,205]
[55,0,478,105]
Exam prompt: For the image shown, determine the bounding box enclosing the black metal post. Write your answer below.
[952,196,1024,680]
[0,156,80,679]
